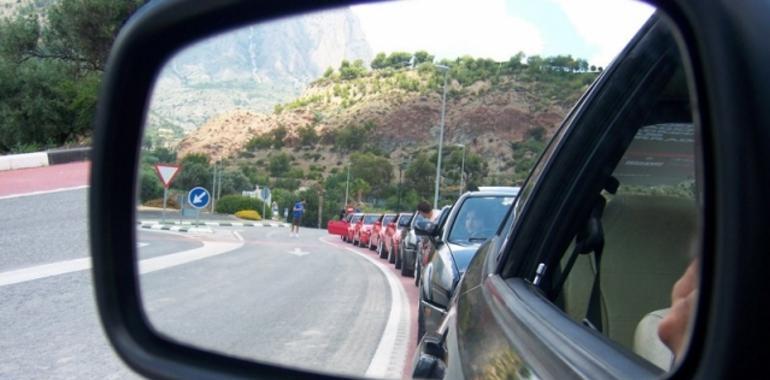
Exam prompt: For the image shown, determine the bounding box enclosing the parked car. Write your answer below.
[344,213,363,243]
[374,213,398,258]
[413,205,452,287]
[399,208,441,277]
[327,213,351,238]
[389,212,413,266]
[414,188,519,340]
[354,213,381,248]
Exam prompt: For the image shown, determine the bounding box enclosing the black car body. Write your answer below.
[414,188,519,340]
[400,207,449,278]
[390,212,414,266]
[413,205,452,286]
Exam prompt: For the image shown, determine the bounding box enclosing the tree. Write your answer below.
[298,124,318,147]
[350,151,393,197]
[370,52,387,69]
[0,0,143,153]
[268,153,291,177]
[405,153,436,199]
[413,50,434,65]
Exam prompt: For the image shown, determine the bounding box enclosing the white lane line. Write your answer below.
[0,239,244,287]
[320,236,410,379]
[138,240,243,274]
[0,258,90,287]
[0,185,88,200]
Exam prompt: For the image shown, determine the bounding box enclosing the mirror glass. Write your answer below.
[136,0,664,377]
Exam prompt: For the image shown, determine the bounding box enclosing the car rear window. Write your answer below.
[364,215,380,224]
[448,196,515,243]
[382,215,396,225]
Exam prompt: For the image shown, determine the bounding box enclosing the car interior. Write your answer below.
[547,38,698,371]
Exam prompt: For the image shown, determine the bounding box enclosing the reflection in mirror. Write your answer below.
[136,0,659,377]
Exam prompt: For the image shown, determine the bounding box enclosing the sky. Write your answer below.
[351,0,655,68]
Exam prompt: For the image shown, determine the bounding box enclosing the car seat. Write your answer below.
[561,194,695,361]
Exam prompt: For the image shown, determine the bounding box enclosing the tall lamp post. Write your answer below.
[455,143,466,196]
[397,160,408,211]
[433,64,449,209]
[344,164,350,208]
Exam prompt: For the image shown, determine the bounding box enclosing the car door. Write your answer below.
[435,8,770,379]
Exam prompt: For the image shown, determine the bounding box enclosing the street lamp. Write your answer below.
[433,64,449,209]
[455,143,466,196]
[344,164,350,208]
[397,160,408,211]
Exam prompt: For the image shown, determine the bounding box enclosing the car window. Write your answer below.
[363,215,380,224]
[448,196,515,243]
[382,215,396,225]
[545,50,699,371]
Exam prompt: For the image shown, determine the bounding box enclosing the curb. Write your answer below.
[140,224,190,233]
[138,220,289,228]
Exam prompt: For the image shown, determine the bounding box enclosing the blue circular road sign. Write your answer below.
[187,186,210,209]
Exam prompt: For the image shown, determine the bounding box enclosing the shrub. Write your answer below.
[215,195,271,218]
[144,197,180,209]
[234,210,261,221]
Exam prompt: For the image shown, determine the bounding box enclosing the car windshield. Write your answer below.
[398,214,412,225]
[382,215,396,225]
[448,196,515,243]
[363,215,380,224]
[351,215,362,223]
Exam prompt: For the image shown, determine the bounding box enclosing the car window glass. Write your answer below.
[448,196,514,243]
[364,215,379,224]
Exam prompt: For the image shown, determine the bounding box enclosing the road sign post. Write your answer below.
[187,186,211,227]
[154,164,181,223]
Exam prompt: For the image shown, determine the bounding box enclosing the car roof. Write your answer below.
[475,186,521,196]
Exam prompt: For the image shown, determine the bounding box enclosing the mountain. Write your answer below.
[145,7,372,147]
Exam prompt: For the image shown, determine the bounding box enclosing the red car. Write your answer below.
[373,214,398,257]
[354,214,381,248]
[345,213,363,243]
[327,213,351,238]
[388,212,414,265]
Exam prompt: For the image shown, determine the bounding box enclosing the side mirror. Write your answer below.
[411,334,446,379]
[413,220,437,236]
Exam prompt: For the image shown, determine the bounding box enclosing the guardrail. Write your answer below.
[0,147,91,171]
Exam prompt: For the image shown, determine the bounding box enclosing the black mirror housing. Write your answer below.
[413,220,436,236]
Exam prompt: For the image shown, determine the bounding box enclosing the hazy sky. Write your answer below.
[351,0,654,67]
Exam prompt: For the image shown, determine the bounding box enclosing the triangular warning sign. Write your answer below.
[154,164,181,188]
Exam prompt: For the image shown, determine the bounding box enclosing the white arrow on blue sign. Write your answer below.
[187,186,210,209]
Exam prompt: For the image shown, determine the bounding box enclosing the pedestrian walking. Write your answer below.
[291,199,305,237]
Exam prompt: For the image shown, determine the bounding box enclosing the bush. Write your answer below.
[143,197,180,209]
[234,210,261,221]
[215,195,271,218]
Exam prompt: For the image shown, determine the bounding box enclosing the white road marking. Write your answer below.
[320,236,410,379]
[138,240,243,274]
[287,247,310,256]
[137,242,149,248]
[0,239,244,287]
[0,185,88,200]
[233,230,244,242]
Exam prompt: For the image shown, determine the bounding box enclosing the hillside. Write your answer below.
[177,55,598,185]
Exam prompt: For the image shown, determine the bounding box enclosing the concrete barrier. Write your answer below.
[0,152,49,171]
[47,147,90,165]
[0,147,90,171]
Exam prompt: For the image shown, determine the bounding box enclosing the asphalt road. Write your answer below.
[0,184,409,379]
